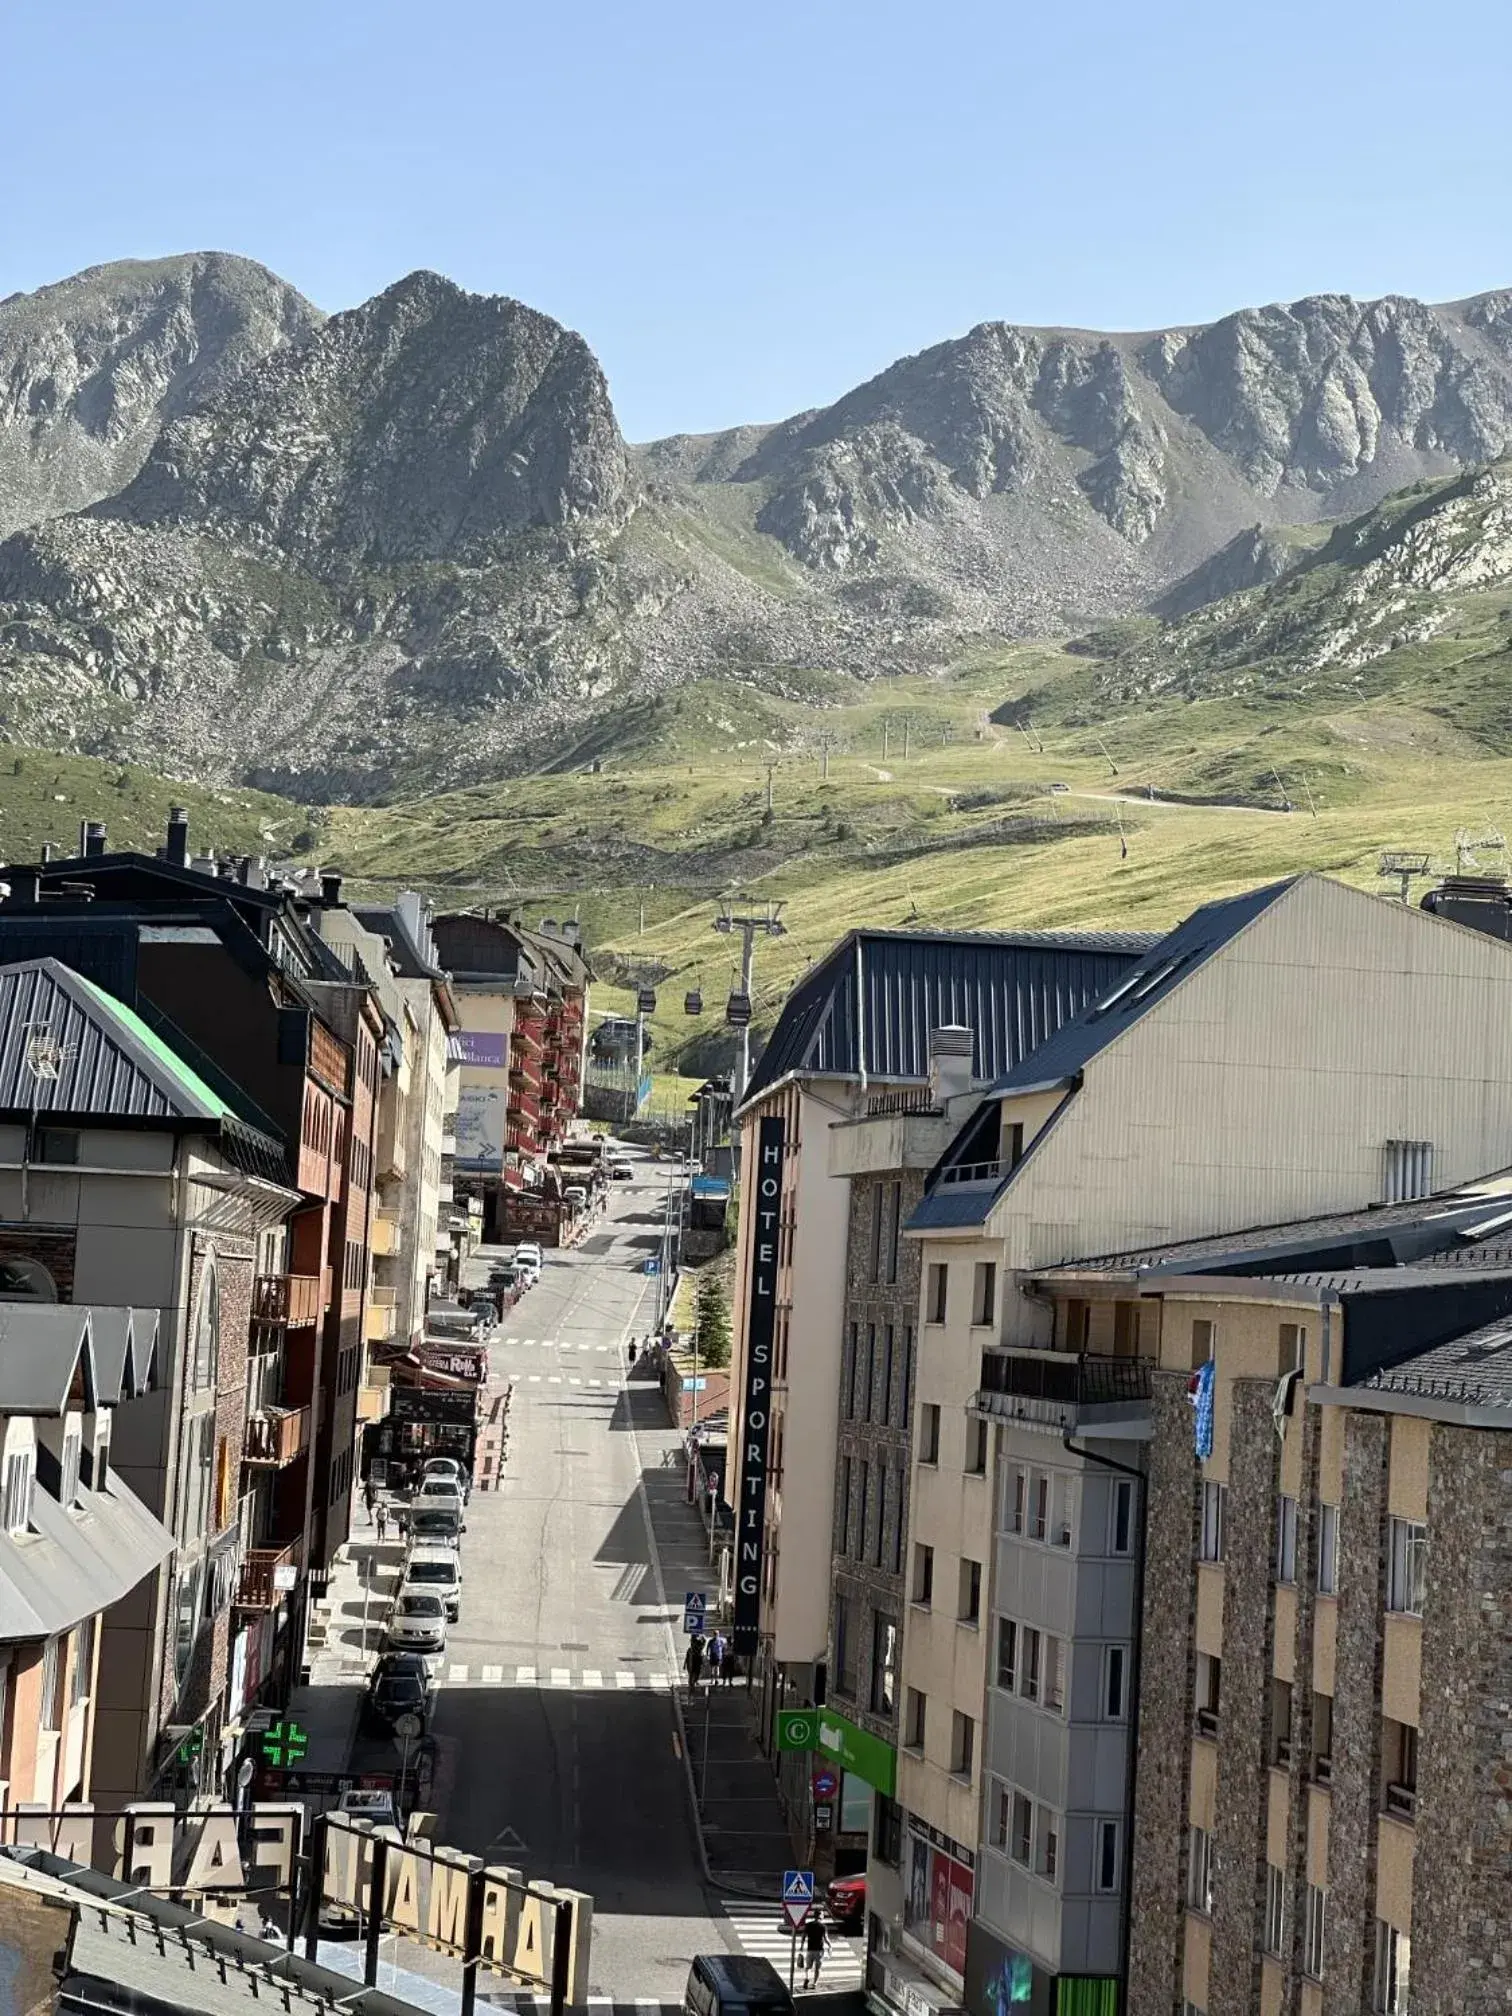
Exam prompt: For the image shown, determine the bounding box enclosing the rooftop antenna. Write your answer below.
[19,1018,73,1221]
[1454,827,1507,874]
[1378,851,1432,903]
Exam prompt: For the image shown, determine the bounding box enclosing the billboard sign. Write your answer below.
[455,1087,506,1170]
[905,1826,974,1980]
[733,1114,784,1655]
[457,1032,508,1069]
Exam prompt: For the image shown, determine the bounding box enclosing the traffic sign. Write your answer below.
[811,1766,839,1801]
[781,1897,813,1932]
[775,1709,817,1752]
[683,1591,708,1635]
[782,1869,815,1905]
[259,1719,309,1768]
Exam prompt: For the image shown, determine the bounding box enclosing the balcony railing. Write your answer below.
[236,1543,299,1610]
[976,1349,1153,1408]
[938,1157,1009,1187]
[366,1289,398,1343]
[867,1087,940,1117]
[253,1273,323,1326]
[242,1405,310,1468]
[371,1211,401,1257]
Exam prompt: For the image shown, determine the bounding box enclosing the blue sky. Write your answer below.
[4,0,1508,441]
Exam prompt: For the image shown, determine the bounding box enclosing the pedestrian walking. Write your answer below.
[803,1914,827,1987]
[707,1628,728,1686]
[683,1630,706,1692]
[375,1500,390,1545]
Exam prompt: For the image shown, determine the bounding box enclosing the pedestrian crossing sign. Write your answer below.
[782,1869,815,1904]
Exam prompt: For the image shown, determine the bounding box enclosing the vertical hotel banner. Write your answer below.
[733,1114,784,1655]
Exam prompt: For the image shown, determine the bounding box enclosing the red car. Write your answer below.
[825,1874,866,1931]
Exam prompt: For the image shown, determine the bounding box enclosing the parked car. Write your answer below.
[385,1589,448,1655]
[825,1873,866,1931]
[563,1184,587,1209]
[513,1241,543,1271]
[402,1543,463,1621]
[608,1160,632,1181]
[412,1474,466,1520]
[422,1454,471,1501]
[406,1506,464,1548]
[364,1652,436,1733]
[684,1953,794,2016]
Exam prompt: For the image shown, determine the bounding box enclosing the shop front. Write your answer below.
[963,1922,1119,2016]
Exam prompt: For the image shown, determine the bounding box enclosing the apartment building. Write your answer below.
[897,874,1512,2015]
[0,1302,173,1812]
[725,930,1150,1750]
[0,954,300,1807]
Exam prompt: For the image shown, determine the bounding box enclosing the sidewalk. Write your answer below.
[630,1374,794,1899]
[284,1519,405,1774]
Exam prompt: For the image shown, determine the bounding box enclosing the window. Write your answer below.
[992,1780,1012,1850]
[846,1325,860,1418]
[1006,1466,1027,1534]
[874,1795,903,1868]
[1051,1473,1074,1547]
[1011,1791,1033,1866]
[1065,1299,1091,1350]
[93,1429,110,1495]
[1034,1805,1059,1881]
[1110,1477,1135,1554]
[840,1455,853,1552]
[950,1710,975,1778]
[905,1688,926,1749]
[1383,1719,1418,1821]
[1275,1494,1298,1584]
[1387,1518,1426,1615]
[911,1540,935,1604]
[1313,1692,1334,1784]
[1190,1317,1214,1369]
[1264,1865,1287,1956]
[884,1183,902,1286]
[1303,1885,1327,1980]
[1031,1471,1050,1541]
[34,1126,79,1165]
[881,1324,896,1426]
[1279,1321,1306,1371]
[869,1189,884,1282]
[920,1404,941,1465]
[39,1637,63,1731]
[1103,1644,1127,1721]
[1373,1921,1410,2015]
[1383,1139,1433,1205]
[927,1263,948,1324]
[1094,1820,1121,1893]
[191,1263,220,1390]
[3,1449,34,1534]
[891,1464,905,1575]
[60,1426,81,1509]
[902,1326,914,1424]
[1317,1504,1339,1595]
[1271,1680,1294,1767]
[971,1262,997,1327]
[1004,1120,1025,1170]
[1199,1480,1226,1563]
[996,1618,1017,1691]
[859,1462,873,1560]
[966,1415,989,1476]
[834,1596,856,1697]
[1196,1653,1221,1737]
[871,1615,898,1717]
[959,1558,981,1625]
[1186,1825,1213,1914]
[1043,1633,1065,1713]
[1112,1300,1139,1356]
[70,1616,94,1706]
[862,1325,876,1422]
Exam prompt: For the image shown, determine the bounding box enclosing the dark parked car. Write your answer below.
[405,1506,464,1547]
[825,1874,866,1931]
[365,1652,435,1732]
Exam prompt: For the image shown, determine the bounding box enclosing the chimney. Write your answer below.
[320,870,343,909]
[237,856,253,885]
[7,868,40,905]
[165,806,189,867]
[41,842,53,863]
[1420,874,1512,942]
[84,822,107,858]
[77,819,89,858]
[928,1024,975,1108]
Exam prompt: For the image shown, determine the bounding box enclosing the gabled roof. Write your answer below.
[0,958,237,1124]
[741,924,1155,1108]
[0,1304,96,1413]
[86,1307,160,1405]
[986,877,1299,1095]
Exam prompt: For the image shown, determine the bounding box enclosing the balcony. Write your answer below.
[972,1349,1152,1438]
[358,1362,391,1424]
[366,1287,398,1342]
[371,1211,401,1257]
[236,1543,299,1610]
[253,1273,323,1326]
[242,1405,310,1468]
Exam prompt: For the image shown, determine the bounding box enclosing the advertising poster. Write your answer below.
[458,1031,508,1069]
[455,1086,506,1169]
[906,1827,974,1980]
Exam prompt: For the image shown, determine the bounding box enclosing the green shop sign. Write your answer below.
[775,1708,819,1752]
[817,1706,896,1798]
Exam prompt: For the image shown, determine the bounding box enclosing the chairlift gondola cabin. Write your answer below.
[725,990,752,1028]
[636,985,657,1017]
[684,986,704,1015]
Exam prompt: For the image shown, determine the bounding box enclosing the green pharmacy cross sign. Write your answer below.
[259,1719,309,1768]
[174,1728,205,1768]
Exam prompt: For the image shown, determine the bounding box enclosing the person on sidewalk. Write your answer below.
[375,1501,390,1545]
[803,1914,828,1988]
[684,1630,706,1691]
[707,1628,728,1686]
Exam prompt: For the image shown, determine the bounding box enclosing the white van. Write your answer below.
[401,1544,462,1622]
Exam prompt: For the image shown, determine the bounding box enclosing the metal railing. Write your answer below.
[236,1542,298,1609]
[866,1087,940,1117]
[242,1406,310,1467]
[976,1349,1153,1407]
[938,1157,1009,1186]
[252,1273,323,1325]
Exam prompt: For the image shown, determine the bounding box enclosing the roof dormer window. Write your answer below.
[60,1423,82,1509]
[2,1445,34,1535]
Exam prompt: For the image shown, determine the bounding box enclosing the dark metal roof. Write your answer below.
[987,877,1300,1095]
[1358,1315,1512,1409]
[741,926,1154,1107]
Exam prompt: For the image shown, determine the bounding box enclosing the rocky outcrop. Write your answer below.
[0,253,320,538]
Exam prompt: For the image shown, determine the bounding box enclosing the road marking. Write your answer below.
[550,1667,571,1687]
[615,1671,636,1689]
[582,1669,603,1687]
[569,1376,582,1386]
[548,1376,562,1384]
[718,1902,864,1985]
[527,1374,541,1384]
[482,1664,503,1683]
[595,1345,610,1354]
[649,1673,670,1690]
[449,1663,469,1683]
[587,1378,602,1387]
[515,1665,537,1684]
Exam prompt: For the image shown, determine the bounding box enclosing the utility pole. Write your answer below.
[882,719,891,762]
[1095,735,1118,777]
[902,718,911,762]
[765,765,775,814]
[713,900,787,1106]
[819,734,832,782]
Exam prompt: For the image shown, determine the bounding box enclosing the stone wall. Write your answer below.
[1209,1382,1279,2016]
[1412,1423,1512,2015]
[1279,1399,1323,2016]
[1127,1369,1200,2016]
[1323,1409,1389,2016]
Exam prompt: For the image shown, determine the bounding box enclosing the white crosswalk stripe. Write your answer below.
[569,1376,581,1385]
[548,1376,562,1384]
[719,1903,864,1988]
[582,1669,603,1687]
[442,1665,678,1690]
[448,1663,469,1683]
[482,1664,503,1683]
[587,1378,602,1387]
[615,1671,636,1689]
[550,1668,571,1687]
[515,1665,536,1685]
[527,1375,541,1383]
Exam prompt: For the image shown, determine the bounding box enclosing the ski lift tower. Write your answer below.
[713,900,787,1107]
